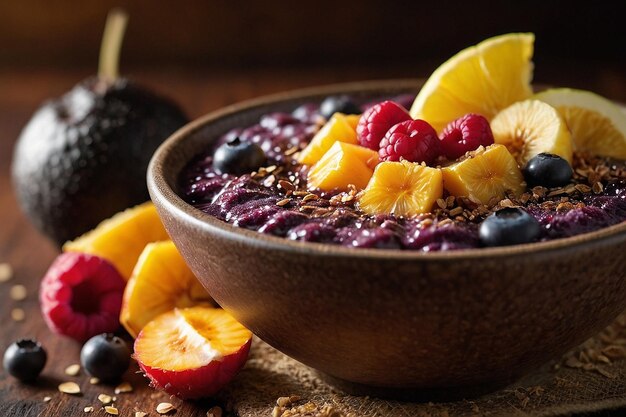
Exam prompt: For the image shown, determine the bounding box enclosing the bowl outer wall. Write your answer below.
[148,79,626,388]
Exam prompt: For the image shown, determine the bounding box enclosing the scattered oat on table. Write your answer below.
[84,406,94,413]
[114,381,133,394]
[156,402,176,414]
[104,406,119,415]
[65,364,81,376]
[0,263,13,282]
[207,405,222,417]
[43,396,51,403]
[10,284,27,301]
[135,412,148,417]
[98,393,113,404]
[58,381,81,395]
[11,308,25,321]
[277,397,290,407]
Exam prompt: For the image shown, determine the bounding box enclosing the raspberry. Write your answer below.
[378,119,440,164]
[39,253,126,342]
[439,114,494,160]
[357,101,412,150]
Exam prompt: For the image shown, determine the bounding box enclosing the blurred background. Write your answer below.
[1,0,626,117]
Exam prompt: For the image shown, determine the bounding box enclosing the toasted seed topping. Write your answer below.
[157,402,176,414]
[135,412,148,417]
[98,394,113,404]
[84,406,94,413]
[278,180,295,192]
[11,308,25,322]
[276,198,292,207]
[43,396,51,403]
[207,406,223,417]
[114,382,133,394]
[298,205,319,212]
[10,284,27,301]
[284,147,298,156]
[58,381,81,395]
[302,193,318,202]
[448,206,464,216]
[65,364,81,376]
[89,377,100,385]
[593,182,604,193]
[0,263,13,282]
[104,406,119,415]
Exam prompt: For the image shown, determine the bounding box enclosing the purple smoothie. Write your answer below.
[179,97,626,251]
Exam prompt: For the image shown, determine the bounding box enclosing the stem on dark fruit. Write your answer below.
[98,8,129,81]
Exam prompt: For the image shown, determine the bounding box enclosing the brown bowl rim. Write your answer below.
[148,78,626,260]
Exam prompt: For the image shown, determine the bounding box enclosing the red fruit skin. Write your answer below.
[135,338,252,400]
[39,252,125,342]
[439,113,494,160]
[356,101,411,150]
[378,119,440,164]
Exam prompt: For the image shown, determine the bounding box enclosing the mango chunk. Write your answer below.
[298,113,360,166]
[307,141,378,192]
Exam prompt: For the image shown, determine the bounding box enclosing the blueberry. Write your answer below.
[80,333,130,382]
[524,153,573,188]
[479,207,541,247]
[213,137,266,175]
[3,339,47,381]
[319,95,361,120]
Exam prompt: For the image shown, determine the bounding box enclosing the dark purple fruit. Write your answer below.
[3,339,47,382]
[479,208,541,247]
[523,153,573,188]
[80,333,130,382]
[213,137,266,175]
[319,95,360,120]
[12,77,188,246]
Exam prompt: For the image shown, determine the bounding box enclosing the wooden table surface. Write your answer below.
[1,64,625,416]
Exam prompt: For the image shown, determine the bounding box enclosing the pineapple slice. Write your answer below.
[307,141,378,191]
[442,144,525,205]
[410,33,534,133]
[359,161,443,216]
[298,113,361,166]
[491,99,573,165]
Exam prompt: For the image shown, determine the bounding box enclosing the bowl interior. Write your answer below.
[149,79,626,261]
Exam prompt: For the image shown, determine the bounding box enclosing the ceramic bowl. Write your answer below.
[147,79,626,396]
